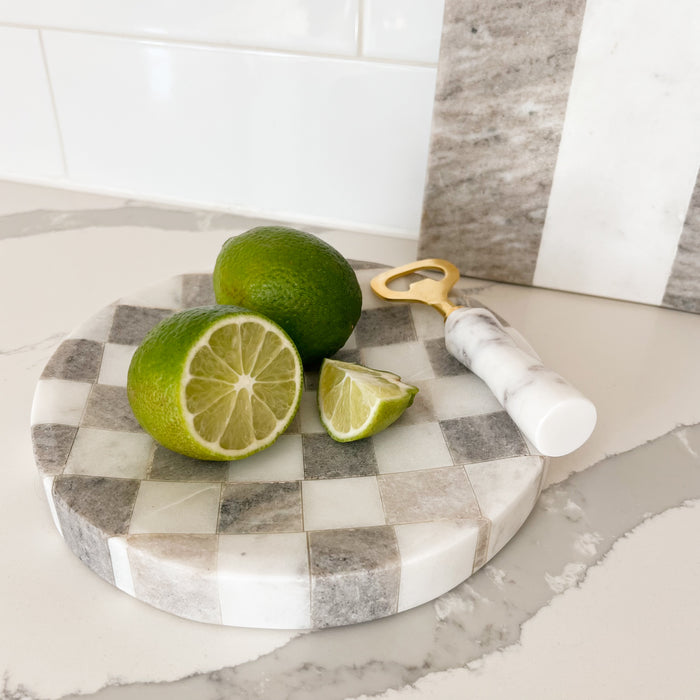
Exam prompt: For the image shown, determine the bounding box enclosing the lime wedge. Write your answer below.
[318,359,418,442]
[127,305,303,460]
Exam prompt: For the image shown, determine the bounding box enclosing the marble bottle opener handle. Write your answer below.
[370,259,597,457]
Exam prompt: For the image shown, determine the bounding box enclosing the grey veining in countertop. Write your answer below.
[46,423,700,700]
[0,202,277,240]
[4,179,700,700]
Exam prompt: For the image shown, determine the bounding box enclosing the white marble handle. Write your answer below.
[444,307,597,457]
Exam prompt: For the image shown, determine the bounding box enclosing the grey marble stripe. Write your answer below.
[418,0,586,285]
[662,170,700,313]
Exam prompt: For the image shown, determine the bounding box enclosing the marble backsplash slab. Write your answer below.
[420,0,700,313]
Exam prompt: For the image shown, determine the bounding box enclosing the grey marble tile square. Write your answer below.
[308,525,400,627]
[441,412,529,464]
[218,481,303,534]
[181,273,216,308]
[82,384,142,432]
[330,347,362,365]
[353,307,416,348]
[302,433,377,480]
[53,475,140,536]
[149,445,229,482]
[424,337,468,377]
[303,367,320,392]
[108,305,173,345]
[41,339,104,382]
[127,533,221,624]
[54,497,116,584]
[31,423,78,475]
[378,467,481,524]
[284,406,302,435]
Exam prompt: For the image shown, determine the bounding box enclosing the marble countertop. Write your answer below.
[2,179,699,700]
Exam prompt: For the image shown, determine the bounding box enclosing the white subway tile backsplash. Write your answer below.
[0,0,360,56]
[43,30,436,235]
[362,0,444,63]
[0,26,64,180]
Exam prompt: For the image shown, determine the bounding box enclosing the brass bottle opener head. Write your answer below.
[370,258,461,320]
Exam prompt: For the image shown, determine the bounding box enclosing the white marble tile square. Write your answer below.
[98,343,136,387]
[339,330,358,352]
[42,476,62,536]
[373,422,453,474]
[302,476,385,530]
[3,0,359,57]
[218,532,311,629]
[390,380,435,427]
[298,391,325,434]
[354,268,391,310]
[64,427,153,479]
[429,374,503,421]
[362,0,445,63]
[465,455,543,559]
[107,536,135,596]
[395,519,478,612]
[410,303,446,340]
[66,305,116,343]
[226,435,304,482]
[129,481,221,534]
[117,276,183,310]
[31,379,92,427]
[361,341,434,383]
[0,27,64,180]
[42,31,436,235]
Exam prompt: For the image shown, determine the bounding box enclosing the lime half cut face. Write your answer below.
[127,306,303,461]
[184,316,301,456]
[318,358,418,442]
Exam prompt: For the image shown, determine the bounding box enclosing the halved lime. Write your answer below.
[318,359,418,442]
[127,305,303,460]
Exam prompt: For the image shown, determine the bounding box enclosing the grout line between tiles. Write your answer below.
[356,0,365,58]
[1,21,438,69]
[37,29,69,178]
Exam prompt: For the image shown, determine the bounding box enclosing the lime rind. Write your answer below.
[318,359,418,442]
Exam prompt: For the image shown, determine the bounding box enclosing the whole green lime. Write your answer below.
[213,226,362,365]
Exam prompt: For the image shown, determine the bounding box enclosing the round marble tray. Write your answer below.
[30,262,546,629]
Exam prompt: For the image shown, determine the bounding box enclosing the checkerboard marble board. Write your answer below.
[30,262,547,629]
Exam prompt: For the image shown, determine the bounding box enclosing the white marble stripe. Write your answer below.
[534,0,700,305]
